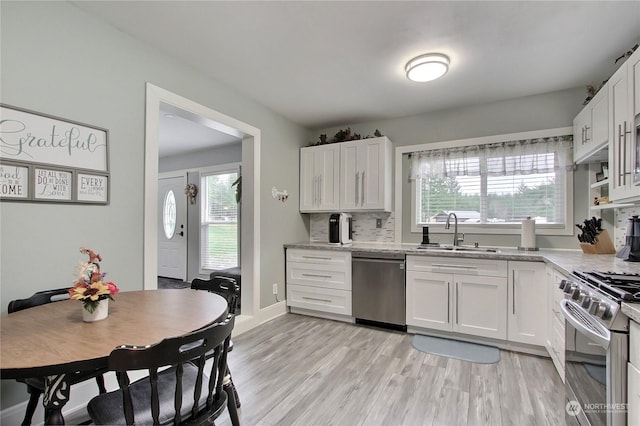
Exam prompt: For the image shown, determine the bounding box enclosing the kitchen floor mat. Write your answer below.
[412,334,500,364]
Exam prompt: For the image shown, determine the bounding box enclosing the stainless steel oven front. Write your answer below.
[562,299,628,426]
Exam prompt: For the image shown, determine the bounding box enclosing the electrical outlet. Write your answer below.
[272,283,278,295]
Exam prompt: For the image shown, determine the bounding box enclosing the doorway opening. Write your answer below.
[144,83,261,319]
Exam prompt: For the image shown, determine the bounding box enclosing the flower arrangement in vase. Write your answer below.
[69,247,119,321]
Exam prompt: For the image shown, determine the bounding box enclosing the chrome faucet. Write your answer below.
[445,212,464,246]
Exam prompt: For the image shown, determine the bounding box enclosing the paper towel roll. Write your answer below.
[521,217,536,249]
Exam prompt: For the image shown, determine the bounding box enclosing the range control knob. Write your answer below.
[580,295,591,308]
[571,289,585,301]
[589,300,601,315]
[563,282,577,294]
[559,279,569,290]
[596,303,611,320]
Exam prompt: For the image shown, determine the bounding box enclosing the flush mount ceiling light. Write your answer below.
[405,53,450,82]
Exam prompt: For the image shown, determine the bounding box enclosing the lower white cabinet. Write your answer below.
[406,256,508,340]
[546,266,567,381]
[629,321,640,425]
[507,261,547,345]
[286,249,352,316]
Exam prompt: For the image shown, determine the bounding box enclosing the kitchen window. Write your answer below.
[409,134,573,234]
[200,166,239,271]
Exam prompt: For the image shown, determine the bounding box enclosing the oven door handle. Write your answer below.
[560,299,611,350]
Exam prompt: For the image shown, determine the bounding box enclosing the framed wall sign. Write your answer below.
[0,104,108,171]
[34,168,73,201]
[0,104,110,204]
[77,173,109,203]
[0,162,29,199]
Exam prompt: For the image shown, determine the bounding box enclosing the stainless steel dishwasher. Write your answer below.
[352,251,406,331]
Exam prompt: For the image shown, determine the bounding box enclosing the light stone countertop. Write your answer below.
[284,241,640,277]
[622,303,640,323]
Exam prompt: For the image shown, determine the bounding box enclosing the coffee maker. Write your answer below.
[616,215,640,261]
[329,213,352,245]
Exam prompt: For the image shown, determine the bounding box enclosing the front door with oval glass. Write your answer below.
[158,175,187,280]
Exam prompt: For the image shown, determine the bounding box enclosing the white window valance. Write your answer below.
[409,135,573,180]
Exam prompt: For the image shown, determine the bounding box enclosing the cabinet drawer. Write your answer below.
[286,249,350,269]
[287,284,352,315]
[631,320,639,367]
[406,255,507,277]
[287,262,350,290]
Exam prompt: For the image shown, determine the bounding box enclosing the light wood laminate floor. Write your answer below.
[217,313,566,426]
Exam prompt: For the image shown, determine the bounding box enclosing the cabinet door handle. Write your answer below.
[312,176,317,206]
[432,263,477,269]
[512,270,516,315]
[318,174,323,205]
[455,282,459,325]
[355,171,359,206]
[447,282,450,324]
[301,255,331,260]
[618,124,624,186]
[301,273,332,278]
[302,296,332,303]
[360,171,365,205]
[584,125,590,143]
[623,121,631,184]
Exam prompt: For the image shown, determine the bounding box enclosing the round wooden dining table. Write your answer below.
[1,289,228,425]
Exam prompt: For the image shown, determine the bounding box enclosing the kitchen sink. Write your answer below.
[416,244,500,253]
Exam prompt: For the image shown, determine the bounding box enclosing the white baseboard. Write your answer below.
[1,303,287,424]
[233,300,287,336]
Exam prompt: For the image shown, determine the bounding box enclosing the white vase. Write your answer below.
[82,299,109,322]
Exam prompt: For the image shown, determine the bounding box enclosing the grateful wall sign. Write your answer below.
[0,104,109,204]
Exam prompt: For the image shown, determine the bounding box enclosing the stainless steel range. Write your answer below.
[559,271,638,426]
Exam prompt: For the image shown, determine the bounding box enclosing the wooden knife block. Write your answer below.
[579,229,616,254]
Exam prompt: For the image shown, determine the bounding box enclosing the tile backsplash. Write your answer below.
[310,212,395,243]
[615,205,640,248]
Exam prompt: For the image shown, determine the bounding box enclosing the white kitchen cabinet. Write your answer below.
[608,48,640,202]
[573,87,609,164]
[406,255,508,340]
[339,137,392,211]
[545,267,566,382]
[629,362,640,426]
[629,320,640,426]
[286,249,352,316]
[507,261,547,346]
[299,144,340,212]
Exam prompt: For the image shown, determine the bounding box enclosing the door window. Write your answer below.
[163,190,177,239]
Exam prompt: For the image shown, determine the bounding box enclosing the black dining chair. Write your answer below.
[191,276,241,426]
[87,314,235,425]
[7,288,108,426]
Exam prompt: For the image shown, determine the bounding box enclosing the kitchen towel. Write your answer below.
[412,335,500,364]
[521,217,536,249]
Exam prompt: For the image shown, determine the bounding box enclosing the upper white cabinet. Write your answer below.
[339,137,392,211]
[507,261,547,346]
[573,87,609,164]
[608,48,640,202]
[299,144,340,212]
[299,136,393,212]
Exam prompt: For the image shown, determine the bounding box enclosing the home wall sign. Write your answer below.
[0,104,110,204]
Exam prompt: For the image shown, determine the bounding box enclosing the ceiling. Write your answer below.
[71,1,640,155]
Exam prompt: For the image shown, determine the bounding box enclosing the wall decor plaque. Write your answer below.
[0,104,110,204]
[34,168,72,201]
[0,163,29,199]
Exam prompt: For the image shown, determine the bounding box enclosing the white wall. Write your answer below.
[313,88,587,248]
[0,0,309,409]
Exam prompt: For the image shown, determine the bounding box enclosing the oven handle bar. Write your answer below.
[560,299,611,350]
